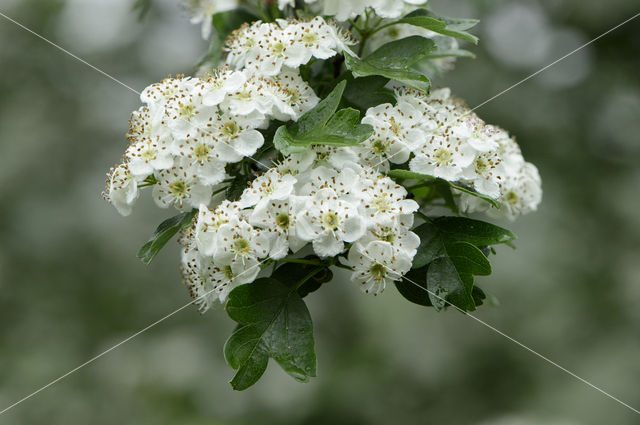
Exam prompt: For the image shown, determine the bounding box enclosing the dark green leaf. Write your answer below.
[344,36,435,93]
[224,278,317,390]
[137,210,196,265]
[398,9,479,44]
[433,217,516,247]
[427,257,476,311]
[446,241,492,276]
[273,81,373,155]
[272,259,333,298]
[226,173,252,202]
[472,285,487,307]
[342,75,396,112]
[394,267,432,306]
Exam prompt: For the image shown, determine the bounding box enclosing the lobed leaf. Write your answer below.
[273,81,373,155]
[344,36,435,93]
[224,278,317,390]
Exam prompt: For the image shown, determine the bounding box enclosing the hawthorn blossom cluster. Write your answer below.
[180,147,420,311]
[186,0,428,39]
[353,86,542,220]
[225,17,355,76]
[104,67,319,216]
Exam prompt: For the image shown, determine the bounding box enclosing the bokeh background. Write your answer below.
[1,0,639,423]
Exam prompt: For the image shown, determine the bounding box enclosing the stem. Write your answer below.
[416,211,432,223]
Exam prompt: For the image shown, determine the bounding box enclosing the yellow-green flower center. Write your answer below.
[169,181,188,199]
[433,149,453,166]
[232,238,251,256]
[370,263,386,281]
[222,121,241,138]
[322,212,340,231]
[275,213,290,230]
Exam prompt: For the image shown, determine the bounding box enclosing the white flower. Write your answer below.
[266,68,320,121]
[105,163,141,216]
[181,246,260,312]
[298,164,360,197]
[202,67,246,107]
[249,196,308,259]
[170,130,228,186]
[237,169,297,209]
[361,102,426,165]
[152,162,213,210]
[295,188,365,257]
[342,241,412,295]
[353,173,419,225]
[125,137,174,177]
[209,110,265,163]
[409,131,476,181]
[359,218,420,258]
[213,219,272,265]
[184,0,239,40]
[495,162,542,220]
[195,202,242,255]
[461,150,506,199]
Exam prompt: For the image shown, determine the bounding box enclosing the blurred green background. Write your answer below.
[1,0,639,423]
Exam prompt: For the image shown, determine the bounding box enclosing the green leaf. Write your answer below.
[224,278,317,390]
[446,241,492,276]
[137,210,196,265]
[398,9,479,44]
[225,173,252,202]
[427,257,476,311]
[387,168,500,209]
[432,217,516,247]
[408,218,508,311]
[394,267,432,306]
[272,259,333,298]
[344,36,435,93]
[273,81,373,155]
[342,75,396,112]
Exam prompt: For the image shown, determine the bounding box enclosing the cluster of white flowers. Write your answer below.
[186,1,428,39]
[104,67,319,216]
[225,17,355,76]
[279,0,427,21]
[353,86,542,220]
[180,147,420,311]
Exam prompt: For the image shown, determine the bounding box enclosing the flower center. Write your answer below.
[475,157,488,175]
[232,238,251,256]
[271,42,285,56]
[302,32,318,45]
[194,144,210,162]
[433,149,453,166]
[179,104,196,120]
[275,213,290,230]
[389,119,402,136]
[322,212,340,231]
[505,191,519,205]
[372,139,389,155]
[369,263,387,281]
[372,196,392,213]
[169,181,188,199]
[141,148,157,161]
[222,121,240,138]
